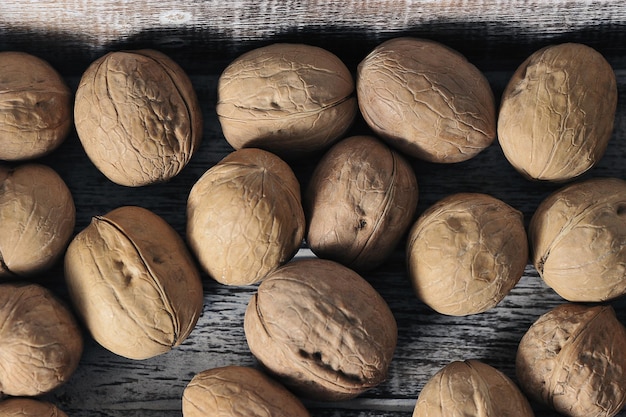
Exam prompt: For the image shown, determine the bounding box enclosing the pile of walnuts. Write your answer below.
[0,37,625,417]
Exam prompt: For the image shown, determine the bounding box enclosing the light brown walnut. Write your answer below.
[0,398,68,417]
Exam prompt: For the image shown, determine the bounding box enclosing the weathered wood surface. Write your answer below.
[1,1,626,416]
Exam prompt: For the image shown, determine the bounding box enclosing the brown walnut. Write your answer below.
[0,398,68,417]
[64,205,204,360]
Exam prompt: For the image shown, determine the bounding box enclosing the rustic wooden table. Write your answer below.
[1,1,626,416]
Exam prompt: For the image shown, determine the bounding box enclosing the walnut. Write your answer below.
[407,193,528,316]
[0,398,68,417]
[516,303,626,417]
[216,43,357,159]
[244,258,397,401]
[305,135,418,271]
[64,206,204,360]
[182,366,310,417]
[356,37,496,163]
[0,282,83,396]
[529,177,626,302]
[187,148,305,285]
[74,49,202,186]
[0,163,75,279]
[498,43,617,182]
[0,52,72,161]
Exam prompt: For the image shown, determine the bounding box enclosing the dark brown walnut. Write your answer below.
[0,52,72,161]
[64,205,203,360]
[244,258,397,401]
[498,43,617,182]
[216,43,357,159]
[0,163,75,279]
[413,360,534,417]
[74,49,202,186]
[187,148,305,286]
[530,177,626,302]
[516,303,626,417]
[357,37,496,163]
[182,366,310,417]
[0,282,83,396]
[407,193,528,316]
[0,398,68,417]
[305,135,418,271]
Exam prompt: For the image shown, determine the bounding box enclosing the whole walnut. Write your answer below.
[0,398,68,417]
[0,282,83,396]
[244,258,397,401]
[74,49,203,186]
[305,135,418,271]
[182,366,310,417]
[64,205,203,360]
[413,360,534,417]
[407,193,528,316]
[498,43,617,182]
[216,43,357,159]
[0,52,72,161]
[529,177,626,302]
[187,148,305,285]
[516,303,626,417]
[0,163,75,278]
[357,37,496,163]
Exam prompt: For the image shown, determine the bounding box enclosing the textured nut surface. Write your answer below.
[407,193,528,316]
[0,52,72,161]
[74,49,202,186]
[413,360,534,417]
[0,163,75,278]
[498,43,617,182]
[64,206,203,360]
[0,398,68,417]
[305,135,418,271]
[216,43,357,159]
[0,283,83,396]
[244,258,397,401]
[187,148,305,285]
[182,366,310,417]
[530,177,626,302]
[516,303,626,417]
[357,37,496,163]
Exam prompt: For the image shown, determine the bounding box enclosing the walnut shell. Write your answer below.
[0,398,68,417]
[0,52,72,161]
[529,177,626,302]
[356,37,496,163]
[516,303,626,417]
[0,163,75,278]
[0,282,83,396]
[187,148,305,285]
[413,360,534,417]
[305,135,418,271]
[498,43,617,182]
[74,49,203,186]
[216,43,357,159]
[182,366,310,417]
[407,193,528,316]
[244,258,397,401]
[64,205,203,360]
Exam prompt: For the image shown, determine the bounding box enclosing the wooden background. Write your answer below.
[1,1,626,416]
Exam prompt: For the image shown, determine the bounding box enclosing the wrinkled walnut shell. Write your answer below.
[305,135,418,270]
[74,49,202,186]
[530,177,626,302]
[407,193,528,316]
[0,398,68,417]
[182,366,310,417]
[498,43,617,182]
[357,37,496,163]
[244,258,397,401]
[64,206,203,360]
[516,303,626,417]
[217,43,357,159]
[0,52,72,161]
[187,148,305,285]
[413,360,534,417]
[0,282,83,396]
